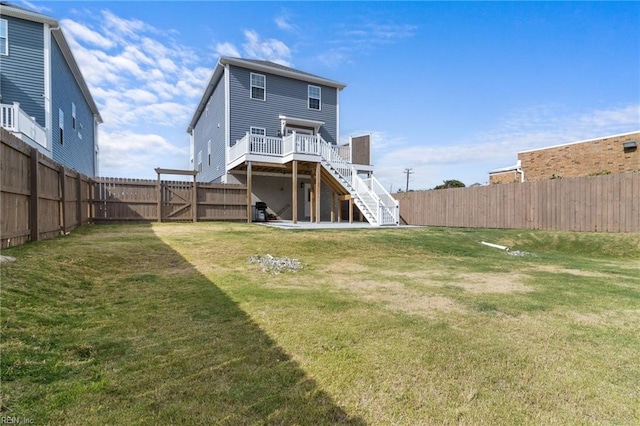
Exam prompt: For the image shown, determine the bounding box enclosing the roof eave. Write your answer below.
[0,3,58,26]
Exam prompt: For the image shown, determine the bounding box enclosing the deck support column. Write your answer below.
[330,191,335,223]
[315,162,321,223]
[292,160,298,224]
[310,167,315,222]
[349,197,354,223]
[246,161,252,223]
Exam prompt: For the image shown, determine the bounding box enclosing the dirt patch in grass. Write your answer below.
[453,273,534,294]
[336,279,464,317]
[375,270,534,294]
[532,265,613,278]
[567,309,640,327]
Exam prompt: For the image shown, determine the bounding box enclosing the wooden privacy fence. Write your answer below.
[1,129,247,249]
[93,178,246,222]
[1,129,92,248]
[394,172,640,233]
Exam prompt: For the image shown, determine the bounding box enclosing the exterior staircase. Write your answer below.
[317,137,399,226]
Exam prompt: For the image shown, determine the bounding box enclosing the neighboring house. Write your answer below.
[0,2,102,177]
[489,131,640,184]
[187,56,398,225]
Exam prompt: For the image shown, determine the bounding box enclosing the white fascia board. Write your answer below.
[0,5,57,26]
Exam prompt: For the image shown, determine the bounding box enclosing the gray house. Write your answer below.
[188,57,398,225]
[0,2,102,177]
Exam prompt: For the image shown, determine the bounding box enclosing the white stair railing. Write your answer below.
[316,135,398,226]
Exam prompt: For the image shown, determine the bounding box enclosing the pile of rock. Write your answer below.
[248,254,304,274]
[507,250,534,257]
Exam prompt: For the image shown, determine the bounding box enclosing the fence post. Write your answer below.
[193,173,197,222]
[76,171,83,226]
[157,172,162,222]
[29,147,39,242]
[59,165,67,234]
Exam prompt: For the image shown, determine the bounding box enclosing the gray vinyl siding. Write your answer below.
[50,37,96,176]
[193,76,226,182]
[0,15,45,126]
[228,65,339,146]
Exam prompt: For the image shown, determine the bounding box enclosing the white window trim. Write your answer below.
[72,102,76,130]
[250,127,266,136]
[197,150,203,172]
[308,85,321,111]
[207,140,211,166]
[250,72,266,101]
[0,19,8,56]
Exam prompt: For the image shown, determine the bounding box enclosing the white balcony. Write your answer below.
[1,102,48,150]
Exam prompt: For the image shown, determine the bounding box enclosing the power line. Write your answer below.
[403,168,414,192]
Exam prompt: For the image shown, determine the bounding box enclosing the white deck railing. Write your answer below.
[0,102,47,148]
[229,130,399,225]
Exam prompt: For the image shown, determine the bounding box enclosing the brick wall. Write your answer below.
[489,170,519,184]
[518,132,640,182]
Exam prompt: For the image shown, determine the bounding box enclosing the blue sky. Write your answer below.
[22,1,640,190]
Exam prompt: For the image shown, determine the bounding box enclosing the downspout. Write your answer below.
[223,62,231,182]
[43,23,53,152]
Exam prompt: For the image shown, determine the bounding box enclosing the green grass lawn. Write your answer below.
[1,223,639,425]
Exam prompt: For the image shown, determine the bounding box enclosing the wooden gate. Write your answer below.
[160,181,195,221]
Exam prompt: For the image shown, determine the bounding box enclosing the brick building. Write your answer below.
[489,131,640,183]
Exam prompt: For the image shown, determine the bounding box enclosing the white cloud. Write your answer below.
[102,10,153,40]
[99,131,188,177]
[214,30,292,65]
[275,14,296,32]
[215,42,241,58]
[60,19,115,49]
[319,20,418,65]
[60,10,213,177]
[17,0,50,13]
[242,30,292,66]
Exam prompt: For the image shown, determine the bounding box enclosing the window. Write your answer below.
[207,140,211,166]
[308,85,321,110]
[250,73,265,100]
[197,151,202,173]
[72,103,76,129]
[58,109,64,145]
[0,19,7,56]
[250,127,266,136]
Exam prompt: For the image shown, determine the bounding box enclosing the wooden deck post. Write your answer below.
[292,160,298,224]
[315,162,321,223]
[29,147,39,242]
[349,197,354,223]
[310,167,315,223]
[246,161,252,223]
[330,191,335,223]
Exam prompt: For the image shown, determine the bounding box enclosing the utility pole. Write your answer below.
[403,168,414,192]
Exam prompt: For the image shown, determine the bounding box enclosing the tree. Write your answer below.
[433,179,465,190]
